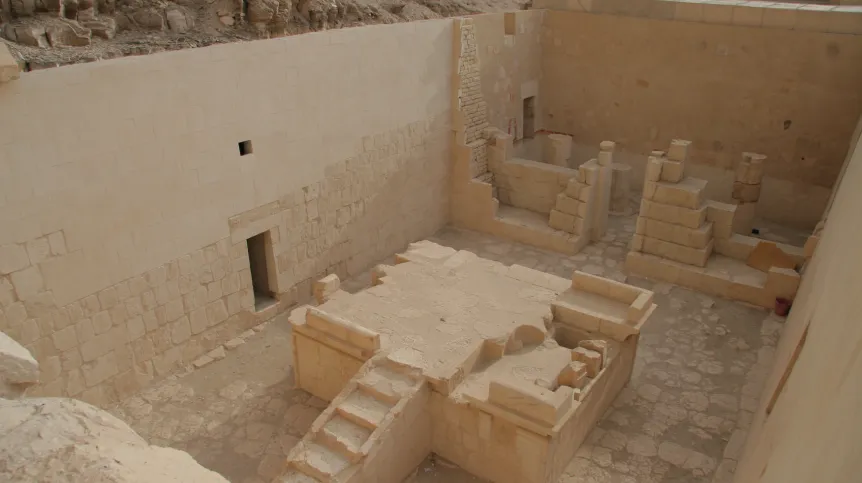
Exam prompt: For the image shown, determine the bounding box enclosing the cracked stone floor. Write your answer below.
[108,215,785,483]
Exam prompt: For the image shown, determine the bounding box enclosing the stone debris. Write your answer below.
[0,397,228,483]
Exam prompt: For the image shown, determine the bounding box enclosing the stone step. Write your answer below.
[278,470,321,482]
[317,415,372,462]
[357,366,418,405]
[648,177,707,210]
[291,442,351,482]
[642,236,713,267]
[336,391,392,430]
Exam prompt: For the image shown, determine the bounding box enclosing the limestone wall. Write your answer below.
[494,158,576,214]
[473,11,544,140]
[732,112,862,481]
[0,21,452,406]
[538,2,862,228]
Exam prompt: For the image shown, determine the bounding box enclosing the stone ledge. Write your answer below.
[533,0,862,35]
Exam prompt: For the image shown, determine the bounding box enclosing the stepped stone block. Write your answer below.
[645,156,663,182]
[293,442,351,481]
[337,392,390,429]
[660,159,684,183]
[488,378,573,426]
[642,236,712,267]
[705,201,736,239]
[555,193,582,217]
[549,210,575,232]
[638,217,713,249]
[566,179,584,199]
[667,139,691,162]
[650,178,707,210]
[640,199,707,229]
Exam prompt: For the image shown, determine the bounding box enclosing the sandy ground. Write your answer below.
[108,213,792,483]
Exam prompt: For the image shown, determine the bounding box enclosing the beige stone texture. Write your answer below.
[0,397,228,482]
[0,20,452,405]
[544,133,573,167]
[473,11,544,141]
[0,43,20,83]
[541,9,862,228]
[281,241,653,482]
[733,109,862,483]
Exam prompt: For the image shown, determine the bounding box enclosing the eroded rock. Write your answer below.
[45,20,90,46]
[131,7,164,30]
[165,7,193,33]
[0,397,229,483]
[81,16,115,39]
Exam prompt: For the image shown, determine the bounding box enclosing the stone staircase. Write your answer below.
[278,358,426,482]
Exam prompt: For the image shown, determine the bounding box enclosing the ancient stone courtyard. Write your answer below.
[2,1,862,482]
[108,218,781,483]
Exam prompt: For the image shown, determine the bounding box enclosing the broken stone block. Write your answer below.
[247,0,278,24]
[131,8,165,30]
[313,274,340,304]
[46,21,91,47]
[558,360,588,390]
[0,331,39,386]
[81,17,115,39]
[579,339,609,362]
[571,347,602,377]
[10,0,35,16]
[165,7,193,33]
[9,25,50,47]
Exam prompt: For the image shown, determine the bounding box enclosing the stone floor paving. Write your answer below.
[109,215,784,483]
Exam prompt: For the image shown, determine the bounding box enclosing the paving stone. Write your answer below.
[106,222,768,483]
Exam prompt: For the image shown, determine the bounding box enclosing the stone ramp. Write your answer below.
[278,358,428,482]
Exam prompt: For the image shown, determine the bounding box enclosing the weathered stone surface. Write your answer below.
[0,397,229,482]
[81,17,116,39]
[46,21,91,47]
[0,43,20,82]
[247,0,278,24]
[131,8,164,30]
[0,331,39,386]
[165,7,193,33]
[7,25,50,47]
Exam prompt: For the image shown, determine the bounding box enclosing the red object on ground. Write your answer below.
[775,297,792,317]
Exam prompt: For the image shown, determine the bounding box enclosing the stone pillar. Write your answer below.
[590,141,614,240]
[544,133,572,167]
[732,152,765,234]
[610,163,632,215]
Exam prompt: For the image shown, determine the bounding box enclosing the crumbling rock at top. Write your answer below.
[0,0,528,69]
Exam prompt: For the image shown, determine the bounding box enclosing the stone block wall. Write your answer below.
[494,158,577,214]
[473,11,544,139]
[455,18,491,180]
[0,20,452,406]
[538,2,862,227]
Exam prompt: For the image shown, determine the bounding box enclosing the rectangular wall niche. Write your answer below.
[238,140,253,156]
[523,96,536,139]
[246,231,277,311]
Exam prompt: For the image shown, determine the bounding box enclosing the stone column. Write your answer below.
[610,163,632,215]
[591,141,614,240]
[732,152,765,234]
[544,133,572,167]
